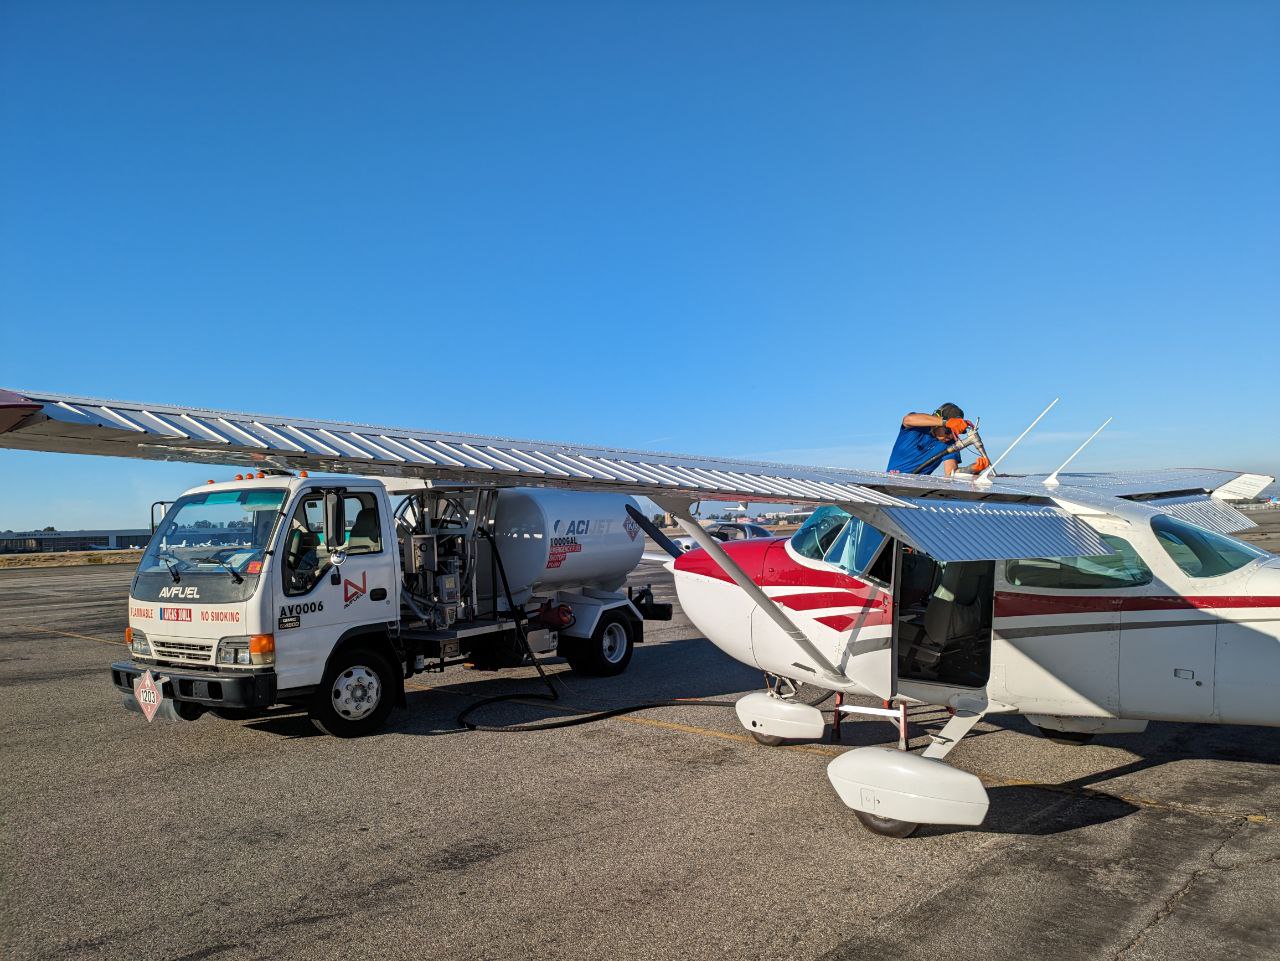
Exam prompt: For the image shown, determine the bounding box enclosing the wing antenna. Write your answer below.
[976,397,1059,486]
[1043,417,1112,488]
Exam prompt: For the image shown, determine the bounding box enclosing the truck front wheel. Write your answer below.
[309,646,395,737]
[563,613,634,677]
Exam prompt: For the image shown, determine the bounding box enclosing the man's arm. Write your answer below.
[901,412,944,428]
[941,457,959,477]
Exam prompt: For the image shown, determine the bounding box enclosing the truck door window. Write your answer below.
[283,491,383,596]
[283,495,330,595]
[342,493,382,555]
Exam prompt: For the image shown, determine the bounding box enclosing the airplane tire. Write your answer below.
[854,810,920,838]
[751,731,787,746]
[1037,726,1094,746]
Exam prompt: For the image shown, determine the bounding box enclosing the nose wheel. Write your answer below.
[854,810,920,838]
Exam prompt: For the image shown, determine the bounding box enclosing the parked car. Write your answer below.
[671,522,775,553]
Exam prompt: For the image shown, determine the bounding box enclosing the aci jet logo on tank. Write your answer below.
[548,518,590,569]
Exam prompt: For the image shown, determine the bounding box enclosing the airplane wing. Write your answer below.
[1021,467,1272,501]
[1019,468,1271,534]
[0,387,1269,561]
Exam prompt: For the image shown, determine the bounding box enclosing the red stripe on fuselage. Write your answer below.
[673,537,873,591]
[815,614,856,631]
[775,590,881,613]
[995,592,1280,618]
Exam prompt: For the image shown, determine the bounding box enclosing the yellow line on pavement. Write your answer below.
[11,623,123,646]
[411,681,1275,825]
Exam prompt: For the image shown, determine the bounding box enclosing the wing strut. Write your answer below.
[653,496,846,686]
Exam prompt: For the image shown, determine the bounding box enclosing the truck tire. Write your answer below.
[309,646,395,738]
[563,612,634,677]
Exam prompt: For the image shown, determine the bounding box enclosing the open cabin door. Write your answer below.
[895,545,995,689]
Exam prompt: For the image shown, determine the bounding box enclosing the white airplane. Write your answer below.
[1,387,1275,837]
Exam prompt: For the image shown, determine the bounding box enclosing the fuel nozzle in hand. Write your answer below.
[951,420,992,477]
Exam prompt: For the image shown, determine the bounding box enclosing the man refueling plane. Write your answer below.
[0,387,1275,838]
[887,403,992,478]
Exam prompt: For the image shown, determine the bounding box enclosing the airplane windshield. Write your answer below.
[1151,514,1269,578]
[790,506,850,560]
[823,516,887,575]
[790,506,887,576]
[139,489,286,578]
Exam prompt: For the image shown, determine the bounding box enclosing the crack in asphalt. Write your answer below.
[1109,820,1279,961]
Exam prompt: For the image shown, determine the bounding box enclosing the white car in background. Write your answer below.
[671,521,775,553]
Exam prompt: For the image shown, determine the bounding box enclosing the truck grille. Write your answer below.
[151,640,214,664]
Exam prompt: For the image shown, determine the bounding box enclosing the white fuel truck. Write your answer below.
[112,472,669,736]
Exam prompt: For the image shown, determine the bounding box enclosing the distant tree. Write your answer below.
[42,525,56,532]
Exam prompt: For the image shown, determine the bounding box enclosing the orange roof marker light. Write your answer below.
[234,474,244,480]
[256,471,266,479]
[299,470,308,478]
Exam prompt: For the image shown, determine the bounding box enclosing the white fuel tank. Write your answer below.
[481,489,644,603]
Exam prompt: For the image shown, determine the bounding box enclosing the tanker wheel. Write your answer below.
[563,612,634,676]
[854,810,920,838]
[751,731,787,746]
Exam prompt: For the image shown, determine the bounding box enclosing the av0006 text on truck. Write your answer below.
[113,474,669,736]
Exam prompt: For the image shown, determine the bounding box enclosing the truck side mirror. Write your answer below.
[323,490,346,565]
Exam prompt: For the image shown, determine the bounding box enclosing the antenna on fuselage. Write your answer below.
[975,397,1059,486]
[1043,417,1112,488]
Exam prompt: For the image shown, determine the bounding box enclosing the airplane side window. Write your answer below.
[1151,515,1267,578]
[1005,535,1153,590]
[790,506,851,561]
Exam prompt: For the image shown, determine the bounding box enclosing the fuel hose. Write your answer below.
[458,528,737,731]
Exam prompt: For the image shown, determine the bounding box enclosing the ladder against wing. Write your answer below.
[1,387,1275,837]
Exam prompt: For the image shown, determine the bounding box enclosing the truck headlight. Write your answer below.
[125,627,152,656]
[217,634,275,667]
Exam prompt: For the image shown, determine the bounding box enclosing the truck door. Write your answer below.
[273,488,397,690]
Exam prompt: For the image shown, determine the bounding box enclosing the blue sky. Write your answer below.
[1,1,1277,530]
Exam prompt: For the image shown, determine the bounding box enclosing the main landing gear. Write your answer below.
[735,681,992,838]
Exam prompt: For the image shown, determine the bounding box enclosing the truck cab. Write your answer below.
[112,473,667,736]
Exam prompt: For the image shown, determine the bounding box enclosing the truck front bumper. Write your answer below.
[111,661,277,711]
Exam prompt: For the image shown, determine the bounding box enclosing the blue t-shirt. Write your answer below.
[887,426,962,475]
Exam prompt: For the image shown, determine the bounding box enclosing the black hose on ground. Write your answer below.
[460,528,739,732]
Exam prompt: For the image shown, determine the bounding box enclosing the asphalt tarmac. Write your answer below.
[3,521,1280,961]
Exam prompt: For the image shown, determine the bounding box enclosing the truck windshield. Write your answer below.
[139,489,286,578]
